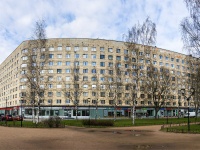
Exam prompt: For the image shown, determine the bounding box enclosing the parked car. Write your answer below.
[13,115,23,121]
[1,115,13,121]
[184,112,196,118]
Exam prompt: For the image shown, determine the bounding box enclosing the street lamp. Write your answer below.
[95,99,98,120]
[5,97,7,126]
[181,88,195,132]
[88,98,91,127]
[154,88,159,119]
[20,99,23,127]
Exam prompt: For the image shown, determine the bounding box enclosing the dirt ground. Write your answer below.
[0,125,199,150]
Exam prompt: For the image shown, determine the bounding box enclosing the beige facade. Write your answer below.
[0,38,195,117]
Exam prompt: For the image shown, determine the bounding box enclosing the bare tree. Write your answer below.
[104,61,124,121]
[20,20,47,123]
[181,0,200,56]
[124,17,157,124]
[185,55,200,118]
[145,64,173,119]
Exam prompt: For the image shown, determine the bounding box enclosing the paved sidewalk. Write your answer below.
[0,125,200,150]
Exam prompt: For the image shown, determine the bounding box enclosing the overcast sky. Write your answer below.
[0,0,189,64]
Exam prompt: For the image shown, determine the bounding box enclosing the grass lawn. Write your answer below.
[64,117,200,127]
[0,117,200,128]
[161,124,200,133]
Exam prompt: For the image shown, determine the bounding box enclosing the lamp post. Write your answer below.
[88,98,91,127]
[154,88,159,119]
[178,96,181,119]
[20,99,23,127]
[5,97,7,126]
[181,88,195,132]
[95,99,98,120]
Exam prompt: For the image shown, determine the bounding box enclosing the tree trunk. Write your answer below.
[132,105,135,125]
[32,105,35,123]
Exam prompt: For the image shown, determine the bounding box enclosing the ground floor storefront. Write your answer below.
[0,106,193,119]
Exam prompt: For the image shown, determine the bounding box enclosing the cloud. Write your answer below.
[0,0,189,63]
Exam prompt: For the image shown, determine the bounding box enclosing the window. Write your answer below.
[124,49,128,54]
[48,84,53,88]
[48,70,53,73]
[165,56,169,60]
[74,54,79,58]
[109,70,113,75]
[153,54,156,58]
[159,55,163,59]
[159,62,163,66]
[125,64,129,68]
[176,59,179,63]
[56,92,61,97]
[66,76,70,81]
[66,54,70,58]
[66,61,70,66]
[49,61,53,66]
[66,69,71,73]
[91,54,96,59]
[57,84,62,88]
[116,56,121,60]
[57,61,62,66]
[92,92,96,96]
[57,76,62,81]
[100,62,105,67]
[92,85,96,88]
[100,69,105,74]
[116,49,120,53]
[83,47,88,51]
[171,58,174,61]
[83,54,88,58]
[91,47,96,51]
[182,60,184,64]
[92,62,96,66]
[22,56,28,60]
[100,77,105,81]
[139,52,143,56]
[100,92,105,97]
[101,100,105,104]
[48,99,52,104]
[49,54,54,58]
[108,62,113,67]
[83,69,88,73]
[124,57,128,61]
[57,69,62,74]
[83,61,88,66]
[66,46,71,51]
[57,54,62,58]
[83,84,88,88]
[108,48,113,52]
[109,100,114,104]
[139,59,144,63]
[100,47,104,51]
[108,55,113,60]
[48,76,53,81]
[100,55,105,59]
[65,99,70,104]
[22,49,28,53]
[91,76,97,81]
[74,46,79,51]
[57,46,62,51]
[49,47,54,51]
[83,92,88,97]
[57,99,61,104]
[171,64,174,68]
[92,69,96,73]
[165,63,169,67]
[83,76,88,81]
[74,61,79,66]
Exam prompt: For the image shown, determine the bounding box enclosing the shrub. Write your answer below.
[43,116,63,128]
[82,120,114,126]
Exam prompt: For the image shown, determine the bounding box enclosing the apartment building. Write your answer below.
[0,38,195,119]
